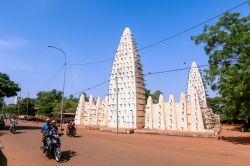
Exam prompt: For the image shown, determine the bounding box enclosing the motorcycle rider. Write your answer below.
[10,117,17,132]
[50,120,58,131]
[67,120,75,130]
[41,118,52,151]
[67,120,76,136]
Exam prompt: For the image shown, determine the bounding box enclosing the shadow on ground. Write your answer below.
[13,131,26,134]
[60,150,78,162]
[0,150,7,166]
[0,132,6,137]
[220,136,250,145]
[17,126,41,130]
[1,125,41,131]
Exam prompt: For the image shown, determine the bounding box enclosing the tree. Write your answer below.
[0,73,20,98]
[53,95,79,114]
[145,89,151,102]
[145,89,164,104]
[151,90,163,104]
[36,89,62,115]
[0,72,20,109]
[2,104,18,115]
[18,98,36,116]
[192,12,250,120]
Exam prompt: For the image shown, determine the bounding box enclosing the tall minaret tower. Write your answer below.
[187,61,207,108]
[108,26,145,129]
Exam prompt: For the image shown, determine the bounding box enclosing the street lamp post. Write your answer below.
[48,45,67,128]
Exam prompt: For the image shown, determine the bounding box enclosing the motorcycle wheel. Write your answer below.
[11,128,15,134]
[45,148,49,157]
[54,147,61,162]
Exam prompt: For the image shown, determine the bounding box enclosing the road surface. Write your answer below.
[0,121,250,166]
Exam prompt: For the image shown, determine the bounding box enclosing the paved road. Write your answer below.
[0,121,250,166]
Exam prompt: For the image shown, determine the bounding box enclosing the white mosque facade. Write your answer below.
[74,27,220,133]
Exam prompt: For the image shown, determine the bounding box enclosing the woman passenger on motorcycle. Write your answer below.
[50,120,58,131]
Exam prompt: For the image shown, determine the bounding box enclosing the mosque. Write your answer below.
[74,26,220,134]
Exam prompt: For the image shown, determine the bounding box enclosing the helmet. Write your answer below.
[46,118,50,122]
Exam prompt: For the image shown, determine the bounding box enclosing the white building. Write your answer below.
[75,27,219,133]
[108,26,145,129]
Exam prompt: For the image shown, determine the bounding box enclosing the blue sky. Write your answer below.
[0,0,249,103]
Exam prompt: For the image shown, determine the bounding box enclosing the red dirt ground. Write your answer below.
[1,121,250,166]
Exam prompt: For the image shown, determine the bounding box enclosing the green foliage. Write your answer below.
[53,95,78,114]
[2,104,18,115]
[0,72,20,110]
[18,98,36,116]
[152,90,163,104]
[145,89,163,104]
[2,88,80,117]
[36,89,62,115]
[192,12,250,120]
[145,89,151,102]
[207,97,228,121]
[207,97,223,114]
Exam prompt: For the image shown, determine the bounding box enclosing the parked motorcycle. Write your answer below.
[43,129,63,162]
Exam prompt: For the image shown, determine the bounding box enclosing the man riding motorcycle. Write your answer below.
[41,119,52,150]
[10,117,17,133]
[41,119,63,161]
[41,119,62,149]
[67,120,76,136]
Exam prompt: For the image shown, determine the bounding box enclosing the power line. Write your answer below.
[37,64,64,91]
[138,1,249,51]
[144,65,208,76]
[69,64,208,96]
[70,80,110,96]
[68,58,114,66]
[67,1,248,66]
[30,1,249,97]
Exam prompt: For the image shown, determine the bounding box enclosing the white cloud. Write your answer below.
[0,38,29,48]
[0,54,32,71]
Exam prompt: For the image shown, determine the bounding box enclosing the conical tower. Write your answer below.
[187,61,207,108]
[74,93,85,125]
[108,26,145,129]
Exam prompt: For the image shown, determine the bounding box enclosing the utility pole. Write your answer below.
[17,84,21,116]
[26,92,29,116]
[1,98,4,115]
[17,100,20,116]
[48,45,67,128]
[116,75,119,134]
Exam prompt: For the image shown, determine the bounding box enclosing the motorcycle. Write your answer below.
[66,125,76,137]
[43,129,63,162]
[10,122,17,134]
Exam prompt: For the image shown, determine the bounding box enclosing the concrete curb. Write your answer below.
[76,125,218,138]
